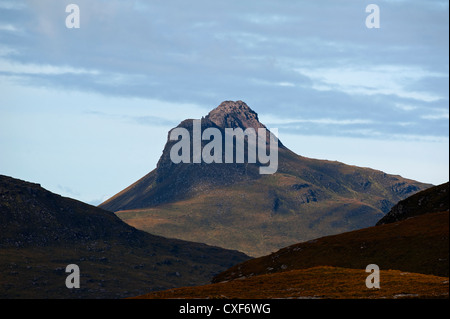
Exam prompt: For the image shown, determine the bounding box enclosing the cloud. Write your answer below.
[394,103,418,111]
[264,116,374,126]
[84,110,178,127]
[0,58,100,75]
[0,1,26,10]
[57,184,80,197]
[0,0,447,140]
[295,65,446,102]
[1,1,447,111]
[421,108,449,120]
[0,24,20,32]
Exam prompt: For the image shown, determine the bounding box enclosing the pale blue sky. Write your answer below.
[0,0,448,204]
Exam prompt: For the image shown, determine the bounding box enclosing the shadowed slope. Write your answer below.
[377,182,449,225]
[0,175,250,298]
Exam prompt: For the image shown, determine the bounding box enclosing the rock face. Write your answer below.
[206,100,267,131]
[376,182,449,225]
[100,101,433,257]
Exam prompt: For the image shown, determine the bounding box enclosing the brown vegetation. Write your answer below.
[133,266,449,299]
[214,211,449,283]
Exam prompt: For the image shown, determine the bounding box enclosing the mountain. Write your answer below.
[376,182,449,225]
[100,101,272,211]
[0,174,249,298]
[100,100,432,257]
[213,182,450,283]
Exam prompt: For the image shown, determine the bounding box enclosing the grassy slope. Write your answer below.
[133,266,449,299]
[116,163,429,257]
[213,211,449,283]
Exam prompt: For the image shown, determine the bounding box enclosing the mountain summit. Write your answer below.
[100,101,431,256]
[206,100,267,131]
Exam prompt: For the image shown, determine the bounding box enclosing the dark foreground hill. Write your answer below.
[0,175,249,299]
[100,100,431,257]
[213,182,450,283]
[212,210,449,284]
[377,182,449,225]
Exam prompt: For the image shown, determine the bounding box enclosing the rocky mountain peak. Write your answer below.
[206,100,266,131]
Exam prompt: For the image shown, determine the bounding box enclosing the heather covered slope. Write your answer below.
[213,182,450,283]
[100,101,431,257]
[377,182,449,225]
[0,175,249,298]
[212,210,449,284]
[134,266,449,299]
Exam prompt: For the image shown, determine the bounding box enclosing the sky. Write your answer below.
[0,0,448,205]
